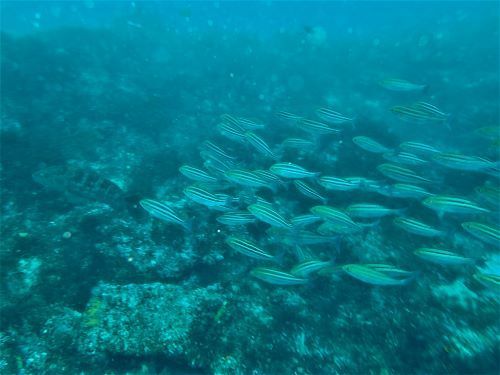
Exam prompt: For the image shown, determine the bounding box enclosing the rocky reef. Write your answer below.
[1,3,499,374]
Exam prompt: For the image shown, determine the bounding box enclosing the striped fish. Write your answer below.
[433,153,497,172]
[388,184,433,199]
[369,184,432,200]
[254,196,274,206]
[422,196,489,216]
[216,211,256,226]
[281,138,316,150]
[139,199,189,229]
[310,206,361,233]
[363,264,414,279]
[220,113,241,126]
[318,176,359,191]
[237,117,265,130]
[192,181,231,192]
[253,170,283,186]
[414,248,473,265]
[390,104,447,124]
[461,222,500,246]
[383,151,427,166]
[316,221,361,235]
[393,217,444,237]
[316,108,354,125]
[226,236,275,261]
[251,267,308,285]
[363,183,394,198]
[342,264,412,286]
[377,163,431,184]
[200,150,236,172]
[346,203,404,219]
[290,260,332,278]
[473,273,500,292]
[298,118,340,135]
[353,136,390,154]
[345,177,376,188]
[293,180,326,202]
[244,131,278,159]
[248,203,292,229]
[379,78,427,92]
[224,169,274,190]
[270,162,319,179]
[183,185,231,209]
[211,193,236,211]
[179,165,218,183]
[412,102,449,121]
[203,159,232,176]
[290,214,321,228]
[399,141,441,155]
[217,122,246,143]
[200,141,236,162]
[390,106,429,123]
[276,111,303,126]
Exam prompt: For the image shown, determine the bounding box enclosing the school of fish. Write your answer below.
[35,78,499,291]
[137,81,499,290]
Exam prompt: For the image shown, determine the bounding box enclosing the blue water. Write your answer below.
[1,1,499,374]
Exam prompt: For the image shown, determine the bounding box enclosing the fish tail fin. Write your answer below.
[422,84,430,95]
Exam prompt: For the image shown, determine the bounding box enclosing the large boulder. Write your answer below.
[78,282,222,358]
